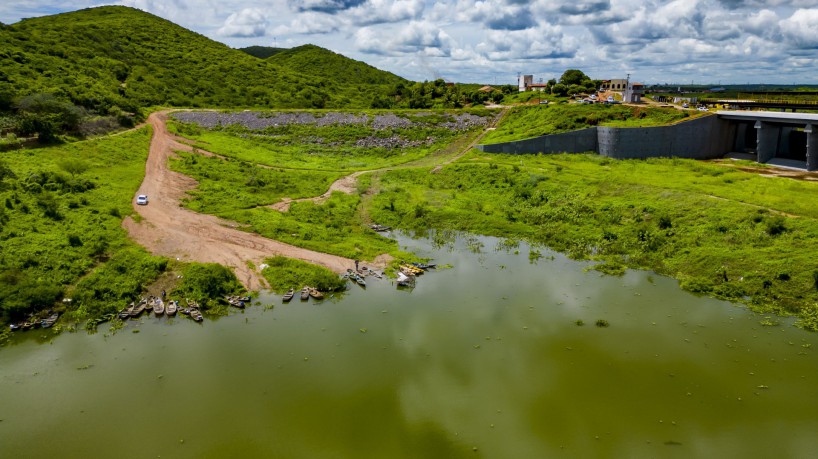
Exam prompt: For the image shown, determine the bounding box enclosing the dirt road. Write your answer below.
[123,112,357,290]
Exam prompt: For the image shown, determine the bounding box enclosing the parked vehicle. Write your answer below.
[136,194,149,205]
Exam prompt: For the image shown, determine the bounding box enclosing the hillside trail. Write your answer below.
[122,111,361,291]
[269,108,509,212]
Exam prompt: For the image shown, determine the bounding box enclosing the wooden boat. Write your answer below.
[130,298,147,317]
[282,288,295,302]
[411,262,436,270]
[225,296,246,308]
[153,298,165,315]
[309,288,324,300]
[119,303,134,320]
[189,307,203,322]
[300,287,310,301]
[400,264,424,274]
[166,300,177,316]
[40,312,59,328]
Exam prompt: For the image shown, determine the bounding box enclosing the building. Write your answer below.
[518,74,533,92]
[601,78,644,103]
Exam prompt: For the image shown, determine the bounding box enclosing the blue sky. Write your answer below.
[2,1,817,85]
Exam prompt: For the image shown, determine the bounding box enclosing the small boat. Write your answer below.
[225,296,246,308]
[411,262,436,270]
[153,298,165,315]
[166,300,177,316]
[400,265,424,275]
[119,303,134,320]
[41,312,60,328]
[309,288,324,300]
[130,298,147,317]
[355,275,367,287]
[300,287,310,301]
[397,272,415,287]
[21,319,37,330]
[189,307,203,322]
[369,224,391,232]
[282,288,294,302]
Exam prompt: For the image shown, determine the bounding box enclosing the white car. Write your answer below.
[136,194,149,205]
[697,106,709,112]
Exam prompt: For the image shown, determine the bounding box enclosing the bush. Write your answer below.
[172,263,244,307]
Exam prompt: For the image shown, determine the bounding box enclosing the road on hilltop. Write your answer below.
[123,111,358,290]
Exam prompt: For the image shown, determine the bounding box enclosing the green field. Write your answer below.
[0,128,168,327]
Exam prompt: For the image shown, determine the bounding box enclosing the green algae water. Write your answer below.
[2,233,818,458]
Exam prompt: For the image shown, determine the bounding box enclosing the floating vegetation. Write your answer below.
[575,320,585,326]
[595,319,610,328]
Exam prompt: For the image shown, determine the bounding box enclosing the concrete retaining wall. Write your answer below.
[477,115,735,160]
[477,127,598,154]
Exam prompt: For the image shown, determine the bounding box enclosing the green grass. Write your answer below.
[261,256,346,293]
[481,104,699,144]
[0,127,168,323]
[367,152,818,329]
[170,152,342,212]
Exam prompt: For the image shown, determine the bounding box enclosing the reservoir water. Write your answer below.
[1,233,817,458]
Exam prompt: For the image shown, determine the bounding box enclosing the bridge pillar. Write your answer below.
[807,124,818,171]
[755,121,777,163]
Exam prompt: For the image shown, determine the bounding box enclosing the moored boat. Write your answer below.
[189,307,203,322]
[153,298,165,315]
[166,300,177,316]
[119,303,134,320]
[282,288,294,302]
[130,298,148,317]
[309,288,324,300]
[40,312,59,328]
[300,287,310,301]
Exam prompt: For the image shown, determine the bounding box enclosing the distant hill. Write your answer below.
[268,44,406,86]
[239,46,286,59]
[0,6,397,116]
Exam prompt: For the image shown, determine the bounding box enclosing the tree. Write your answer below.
[559,69,590,86]
[552,83,568,96]
[57,158,89,178]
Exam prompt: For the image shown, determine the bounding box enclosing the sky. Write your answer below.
[2,0,818,85]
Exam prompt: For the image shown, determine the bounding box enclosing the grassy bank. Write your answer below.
[0,128,168,325]
[367,152,818,330]
[481,104,700,144]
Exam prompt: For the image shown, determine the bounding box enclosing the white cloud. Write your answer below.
[780,8,818,48]
[217,8,267,37]
[4,0,818,83]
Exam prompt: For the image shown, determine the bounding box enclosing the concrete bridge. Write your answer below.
[717,111,818,170]
[476,110,818,171]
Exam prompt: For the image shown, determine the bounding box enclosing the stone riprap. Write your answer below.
[172,111,489,132]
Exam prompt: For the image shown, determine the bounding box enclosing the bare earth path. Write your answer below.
[123,112,356,290]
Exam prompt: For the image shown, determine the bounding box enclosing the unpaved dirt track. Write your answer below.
[123,112,358,290]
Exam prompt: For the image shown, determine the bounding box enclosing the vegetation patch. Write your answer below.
[172,263,245,313]
[261,256,346,293]
[0,127,166,325]
[481,104,698,144]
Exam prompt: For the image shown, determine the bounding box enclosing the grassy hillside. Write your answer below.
[238,45,286,59]
[268,44,407,86]
[0,6,394,120]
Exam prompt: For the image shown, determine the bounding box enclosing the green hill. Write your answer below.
[0,6,392,119]
[238,46,286,59]
[268,44,406,86]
